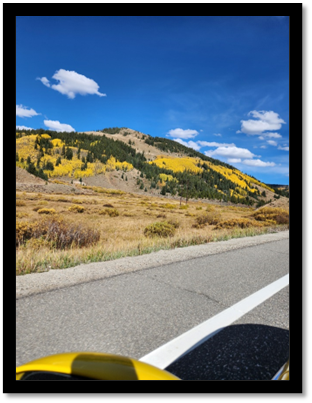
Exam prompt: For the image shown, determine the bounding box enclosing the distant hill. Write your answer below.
[16,127,287,208]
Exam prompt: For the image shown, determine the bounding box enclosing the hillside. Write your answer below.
[16,127,288,208]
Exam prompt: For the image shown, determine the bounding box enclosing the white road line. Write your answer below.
[139,274,289,369]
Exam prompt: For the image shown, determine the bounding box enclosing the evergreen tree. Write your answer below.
[65,147,73,160]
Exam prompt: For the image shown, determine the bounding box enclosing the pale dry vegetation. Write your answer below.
[16,190,288,275]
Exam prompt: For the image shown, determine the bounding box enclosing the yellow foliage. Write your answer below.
[81,186,125,195]
[159,174,177,183]
[162,203,176,209]
[252,207,289,225]
[41,134,51,139]
[150,156,202,173]
[17,134,132,179]
[51,139,65,148]
[68,205,85,213]
[37,208,56,215]
[16,135,40,161]
[215,219,263,229]
[105,156,133,172]
[98,208,119,217]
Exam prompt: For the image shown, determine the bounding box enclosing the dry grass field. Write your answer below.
[16,188,289,275]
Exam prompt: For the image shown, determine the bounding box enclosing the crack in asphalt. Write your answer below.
[137,271,224,306]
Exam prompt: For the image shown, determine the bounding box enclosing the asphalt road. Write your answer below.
[16,237,289,380]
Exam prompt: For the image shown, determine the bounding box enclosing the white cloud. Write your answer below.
[16,125,34,131]
[36,77,50,87]
[228,158,241,163]
[213,133,222,137]
[262,132,282,139]
[168,128,199,139]
[267,140,277,146]
[16,104,40,118]
[38,69,106,99]
[242,159,276,167]
[44,120,75,132]
[260,145,267,149]
[239,110,286,135]
[173,138,201,151]
[197,141,235,148]
[205,146,256,160]
[278,145,289,151]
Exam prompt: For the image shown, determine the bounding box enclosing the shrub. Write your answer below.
[16,221,34,246]
[167,219,180,228]
[179,205,189,210]
[206,205,215,212]
[163,203,176,209]
[71,199,83,204]
[103,203,114,208]
[193,212,221,228]
[68,205,85,213]
[106,208,119,217]
[16,212,29,218]
[16,200,26,207]
[17,216,97,249]
[98,208,119,217]
[144,221,176,238]
[214,219,262,230]
[37,208,56,215]
[252,207,289,225]
[25,238,52,250]
[196,207,202,210]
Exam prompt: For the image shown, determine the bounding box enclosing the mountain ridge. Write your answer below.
[16,127,289,208]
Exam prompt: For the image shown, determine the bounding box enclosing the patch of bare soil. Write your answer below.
[16,167,46,185]
[81,128,180,161]
[253,184,289,210]
[258,197,289,211]
[16,166,88,194]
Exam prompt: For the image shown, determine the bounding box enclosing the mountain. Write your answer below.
[16,127,288,208]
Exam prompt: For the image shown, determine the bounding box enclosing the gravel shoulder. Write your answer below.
[16,231,289,299]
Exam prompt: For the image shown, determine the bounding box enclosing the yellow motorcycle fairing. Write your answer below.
[16,352,180,380]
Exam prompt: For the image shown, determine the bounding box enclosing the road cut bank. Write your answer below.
[16,231,289,300]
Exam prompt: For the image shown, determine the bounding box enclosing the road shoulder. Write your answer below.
[16,231,289,299]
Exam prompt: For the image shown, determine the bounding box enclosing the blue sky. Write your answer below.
[16,16,289,185]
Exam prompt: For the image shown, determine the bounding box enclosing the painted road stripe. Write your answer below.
[139,274,289,369]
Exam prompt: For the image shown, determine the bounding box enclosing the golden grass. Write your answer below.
[16,190,288,275]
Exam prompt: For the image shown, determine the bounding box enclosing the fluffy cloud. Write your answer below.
[197,141,235,148]
[16,125,34,131]
[173,139,235,152]
[267,140,278,146]
[261,132,282,139]
[228,158,241,163]
[239,110,286,135]
[260,145,267,149]
[44,120,75,132]
[36,77,50,87]
[242,159,276,167]
[173,138,201,151]
[16,105,40,118]
[37,69,106,99]
[278,145,289,151]
[205,146,256,160]
[167,128,199,139]
[213,133,222,137]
